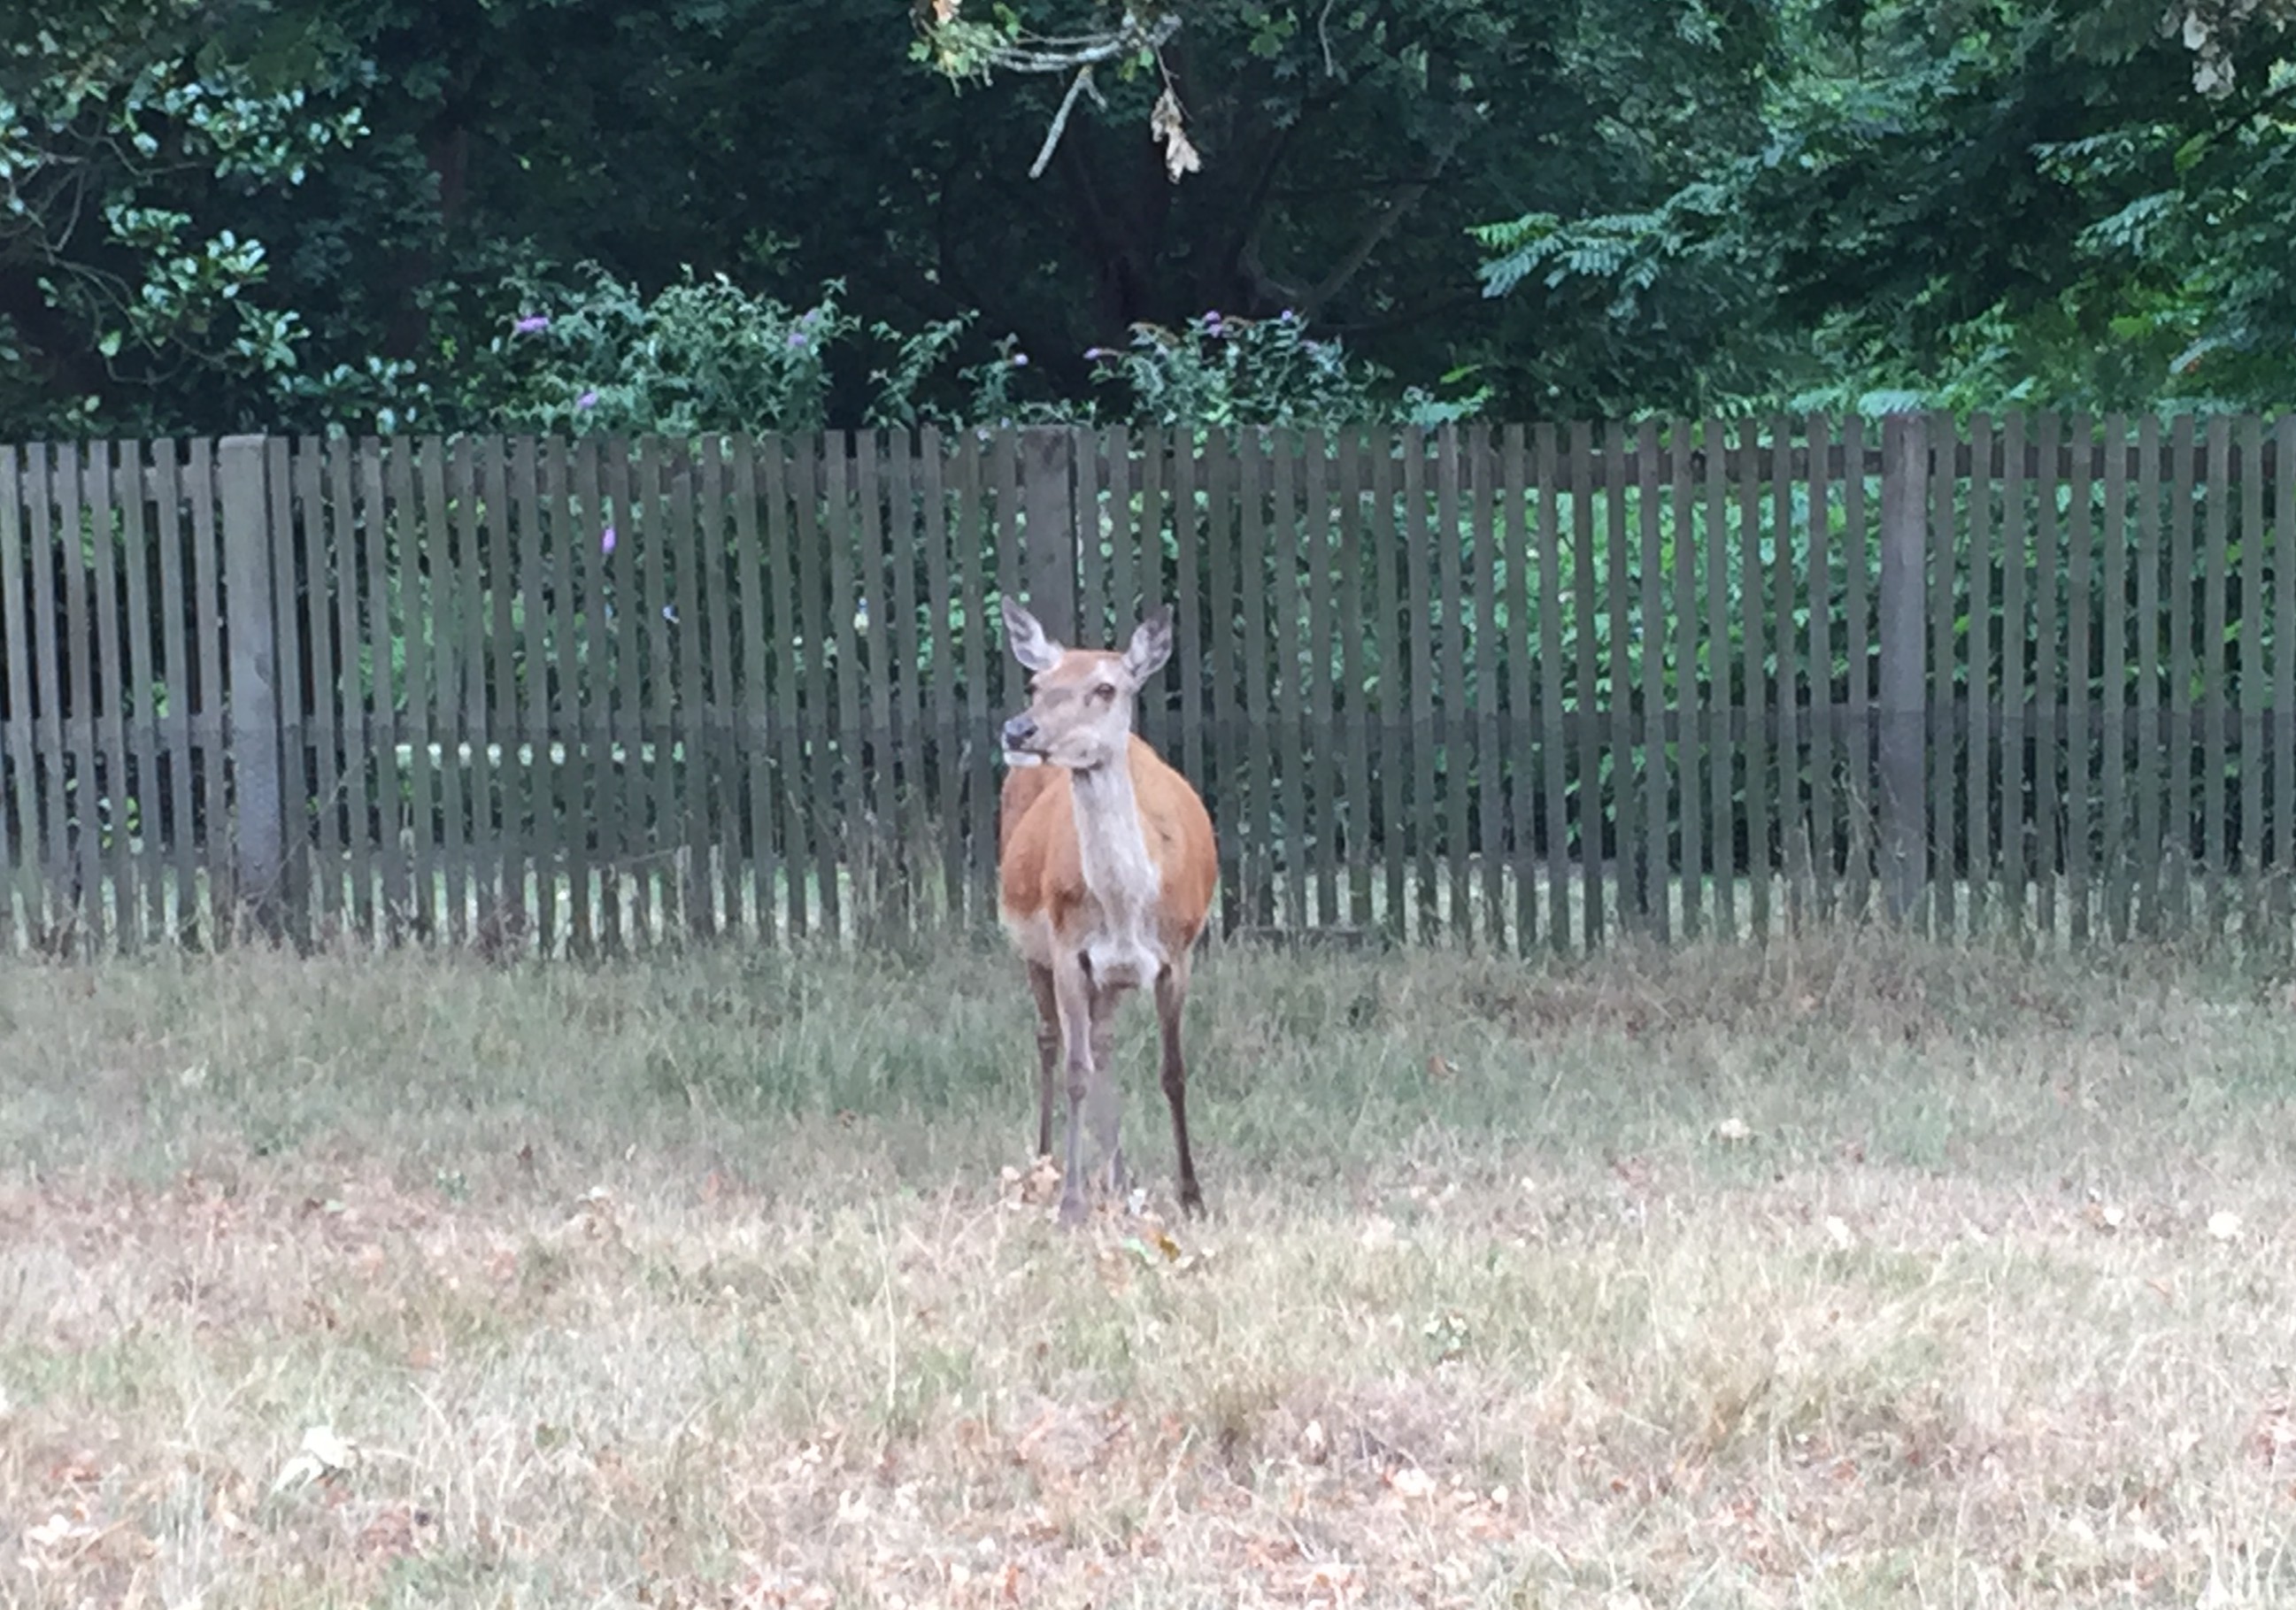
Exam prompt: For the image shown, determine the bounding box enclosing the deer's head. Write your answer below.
[999,598,1173,774]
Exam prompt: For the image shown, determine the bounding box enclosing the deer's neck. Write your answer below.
[1070,748,1162,986]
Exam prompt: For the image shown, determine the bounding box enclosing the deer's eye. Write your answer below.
[1090,683,1118,704]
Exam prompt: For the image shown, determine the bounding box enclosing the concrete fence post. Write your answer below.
[219,434,283,938]
[1876,413,1930,925]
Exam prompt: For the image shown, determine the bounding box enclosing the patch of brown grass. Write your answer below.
[3,933,2295,1606]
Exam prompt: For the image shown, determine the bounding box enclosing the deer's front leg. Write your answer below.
[1051,952,1096,1227]
[1027,961,1059,1159]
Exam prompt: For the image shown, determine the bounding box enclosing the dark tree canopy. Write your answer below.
[3,0,2292,436]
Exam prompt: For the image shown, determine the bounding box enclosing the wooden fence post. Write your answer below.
[1019,427,1080,640]
[1876,413,1930,925]
[220,434,284,938]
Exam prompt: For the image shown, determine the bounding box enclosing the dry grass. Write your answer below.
[4,929,2296,1607]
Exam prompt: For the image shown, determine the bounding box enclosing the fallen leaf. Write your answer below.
[1714,1116,1753,1144]
[2208,1210,2243,1242]
[1386,1466,1437,1501]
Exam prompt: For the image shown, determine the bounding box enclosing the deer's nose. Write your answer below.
[1001,714,1037,751]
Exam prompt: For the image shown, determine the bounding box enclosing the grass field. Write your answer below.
[4,929,2296,1607]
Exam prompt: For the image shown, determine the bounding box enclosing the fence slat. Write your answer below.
[2033,412,2063,937]
[57,446,103,944]
[1637,420,1668,941]
[1165,432,1205,903]
[1337,428,1375,929]
[1605,424,1638,935]
[1270,431,1310,934]
[1474,426,1506,944]
[497,437,537,948]
[459,438,499,941]
[1927,413,1958,940]
[1304,428,1341,928]
[1736,420,1768,939]
[952,431,995,918]
[1203,432,1243,935]
[988,431,1023,912]
[539,437,577,954]
[917,429,959,921]
[853,434,897,939]
[601,439,643,945]
[436,438,474,944]
[2202,413,2231,939]
[889,433,930,931]
[1703,418,1734,938]
[1569,422,1602,947]
[362,442,402,936]
[153,447,197,943]
[1503,426,1538,951]
[397,439,442,937]
[2238,413,2265,942]
[1435,428,1469,938]
[1136,429,1171,761]
[2277,416,2296,941]
[1402,428,1441,941]
[790,434,836,936]
[2167,415,2197,934]
[295,438,339,934]
[1773,420,1807,927]
[1238,431,1275,929]
[88,444,134,945]
[731,436,776,937]
[763,436,815,938]
[26,448,70,942]
[670,438,712,937]
[701,438,743,935]
[1998,412,2028,938]
[1965,413,1993,931]
[1669,426,1701,939]
[1806,414,1835,921]
[0,448,36,945]
[643,439,682,939]
[2065,414,2095,946]
[479,438,517,948]
[1372,434,1408,941]
[2099,417,2130,939]
[827,435,870,944]
[2134,416,2164,936]
[1840,415,1871,922]
[1538,425,1570,948]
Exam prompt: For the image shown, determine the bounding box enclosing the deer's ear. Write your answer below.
[1002,597,1063,674]
[1121,604,1175,682]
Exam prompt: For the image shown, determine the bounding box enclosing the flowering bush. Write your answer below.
[485,265,853,437]
[1084,311,1485,428]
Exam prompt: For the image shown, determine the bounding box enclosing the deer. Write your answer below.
[996,596,1219,1227]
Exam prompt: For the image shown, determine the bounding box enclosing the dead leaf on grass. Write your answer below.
[272,1424,360,1493]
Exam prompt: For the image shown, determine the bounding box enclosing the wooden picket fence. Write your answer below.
[2,414,2292,957]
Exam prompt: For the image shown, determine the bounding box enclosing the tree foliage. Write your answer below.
[2,0,2292,436]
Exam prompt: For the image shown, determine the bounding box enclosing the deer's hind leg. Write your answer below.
[1027,961,1059,1159]
[1155,953,1204,1214]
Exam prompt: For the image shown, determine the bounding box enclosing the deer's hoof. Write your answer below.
[1057,1192,1090,1229]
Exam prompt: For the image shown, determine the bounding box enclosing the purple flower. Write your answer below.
[1203,310,1225,335]
[1011,351,1029,367]
[514,314,551,335]
[600,525,617,555]
[576,389,599,410]
[788,331,809,351]
[1279,308,1298,324]
[1084,347,1109,360]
